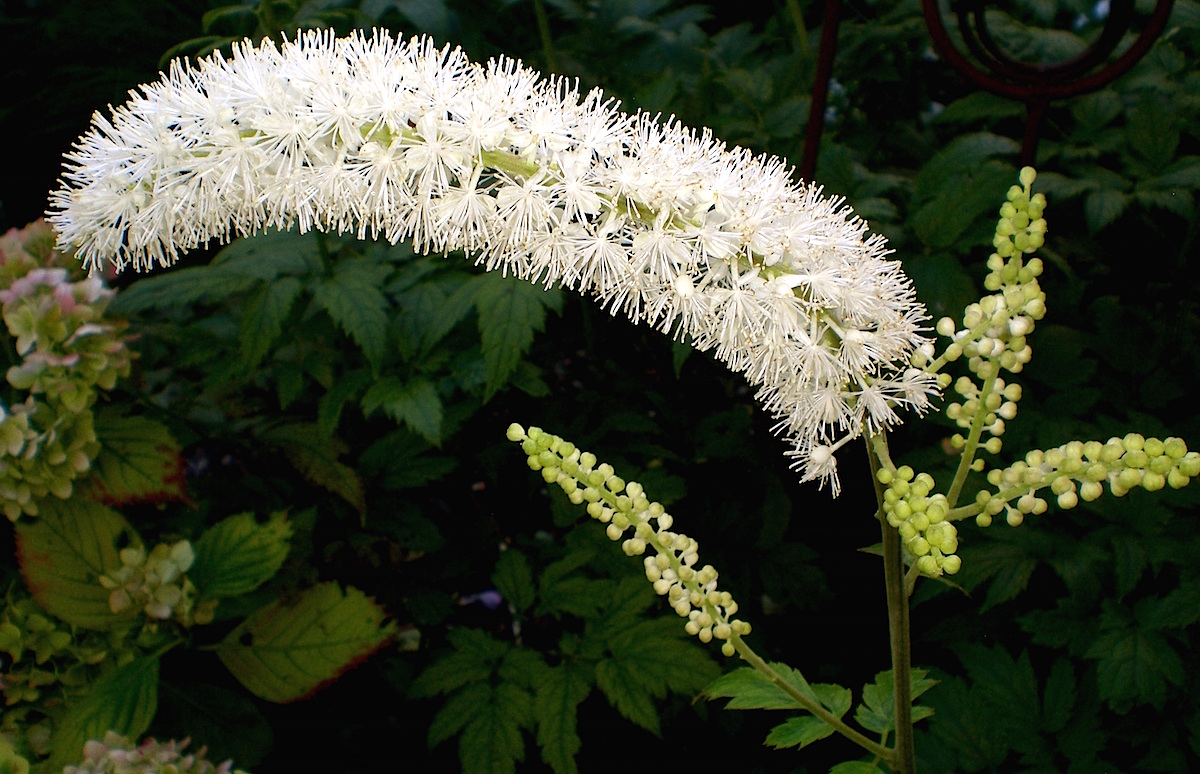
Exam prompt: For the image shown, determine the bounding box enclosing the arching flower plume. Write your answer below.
[47,29,939,493]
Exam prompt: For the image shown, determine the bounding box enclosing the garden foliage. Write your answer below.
[1,0,1198,771]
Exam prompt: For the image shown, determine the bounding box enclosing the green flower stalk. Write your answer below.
[506,423,750,656]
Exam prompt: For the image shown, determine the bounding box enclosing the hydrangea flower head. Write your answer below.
[47,30,938,491]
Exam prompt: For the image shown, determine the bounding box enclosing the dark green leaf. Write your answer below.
[314,258,393,369]
[595,656,662,735]
[259,423,365,514]
[1086,628,1184,710]
[411,628,510,698]
[472,273,562,400]
[458,682,530,774]
[492,550,536,616]
[534,662,593,774]
[1041,659,1075,733]
[361,376,443,444]
[239,276,303,369]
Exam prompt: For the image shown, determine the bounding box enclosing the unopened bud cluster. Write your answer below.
[975,434,1200,527]
[925,168,1047,461]
[99,541,214,626]
[65,731,247,774]
[877,466,961,576]
[0,221,134,520]
[507,423,750,656]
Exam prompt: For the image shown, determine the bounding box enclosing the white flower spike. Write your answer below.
[47,29,939,493]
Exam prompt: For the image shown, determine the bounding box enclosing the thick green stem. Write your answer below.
[868,433,916,774]
[731,636,895,765]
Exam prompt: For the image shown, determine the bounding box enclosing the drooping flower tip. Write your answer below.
[48,29,938,492]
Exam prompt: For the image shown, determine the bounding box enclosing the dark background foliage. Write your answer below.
[2,0,1199,771]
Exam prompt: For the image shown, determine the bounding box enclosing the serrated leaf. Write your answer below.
[1140,581,1200,630]
[854,669,938,735]
[82,411,186,506]
[472,273,562,401]
[313,258,393,369]
[535,662,593,774]
[411,628,510,698]
[955,646,1038,736]
[427,681,492,748]
[1041,659,1075,733]
[1086,628,1184,710]
[701,663,812,710]
[492,550,536,616]
[259,423,365,514]
[109,266,260,314]
[16,497,141,630]
[1084,188,1129,232]
[602,617,719,699]
[47,654,160,772]
[595,656,661,735]
[360,376,443,445]
[317,368,374,437]
[209,229,323,279]
[458,682,530,774]
[239,276,303,369]
[764,715,837,750]
[217,582,395,703]
[190,512,292,598]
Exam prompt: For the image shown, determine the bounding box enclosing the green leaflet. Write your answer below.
[82,411,186,507]
[189,512,292,598]
[702,662,813,711]
[854,669,937,736]
[258,422,365,514]
[534,662,593,774]
[764,716,837,751]
[415,631,543,774]
[470,272,562,401]
[1086,627,1184,711]
[313,257,393,370]
[45,653,160,773]
[594,656,662,735]
[492,550,535,616]
[216,581,395,703]
[239,276,303,370]
[360,376,444,445]
[109,267,260,314]
[458,682,530,774]
[15,497,141,630]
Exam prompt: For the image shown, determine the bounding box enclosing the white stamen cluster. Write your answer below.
[47,30,938,491]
